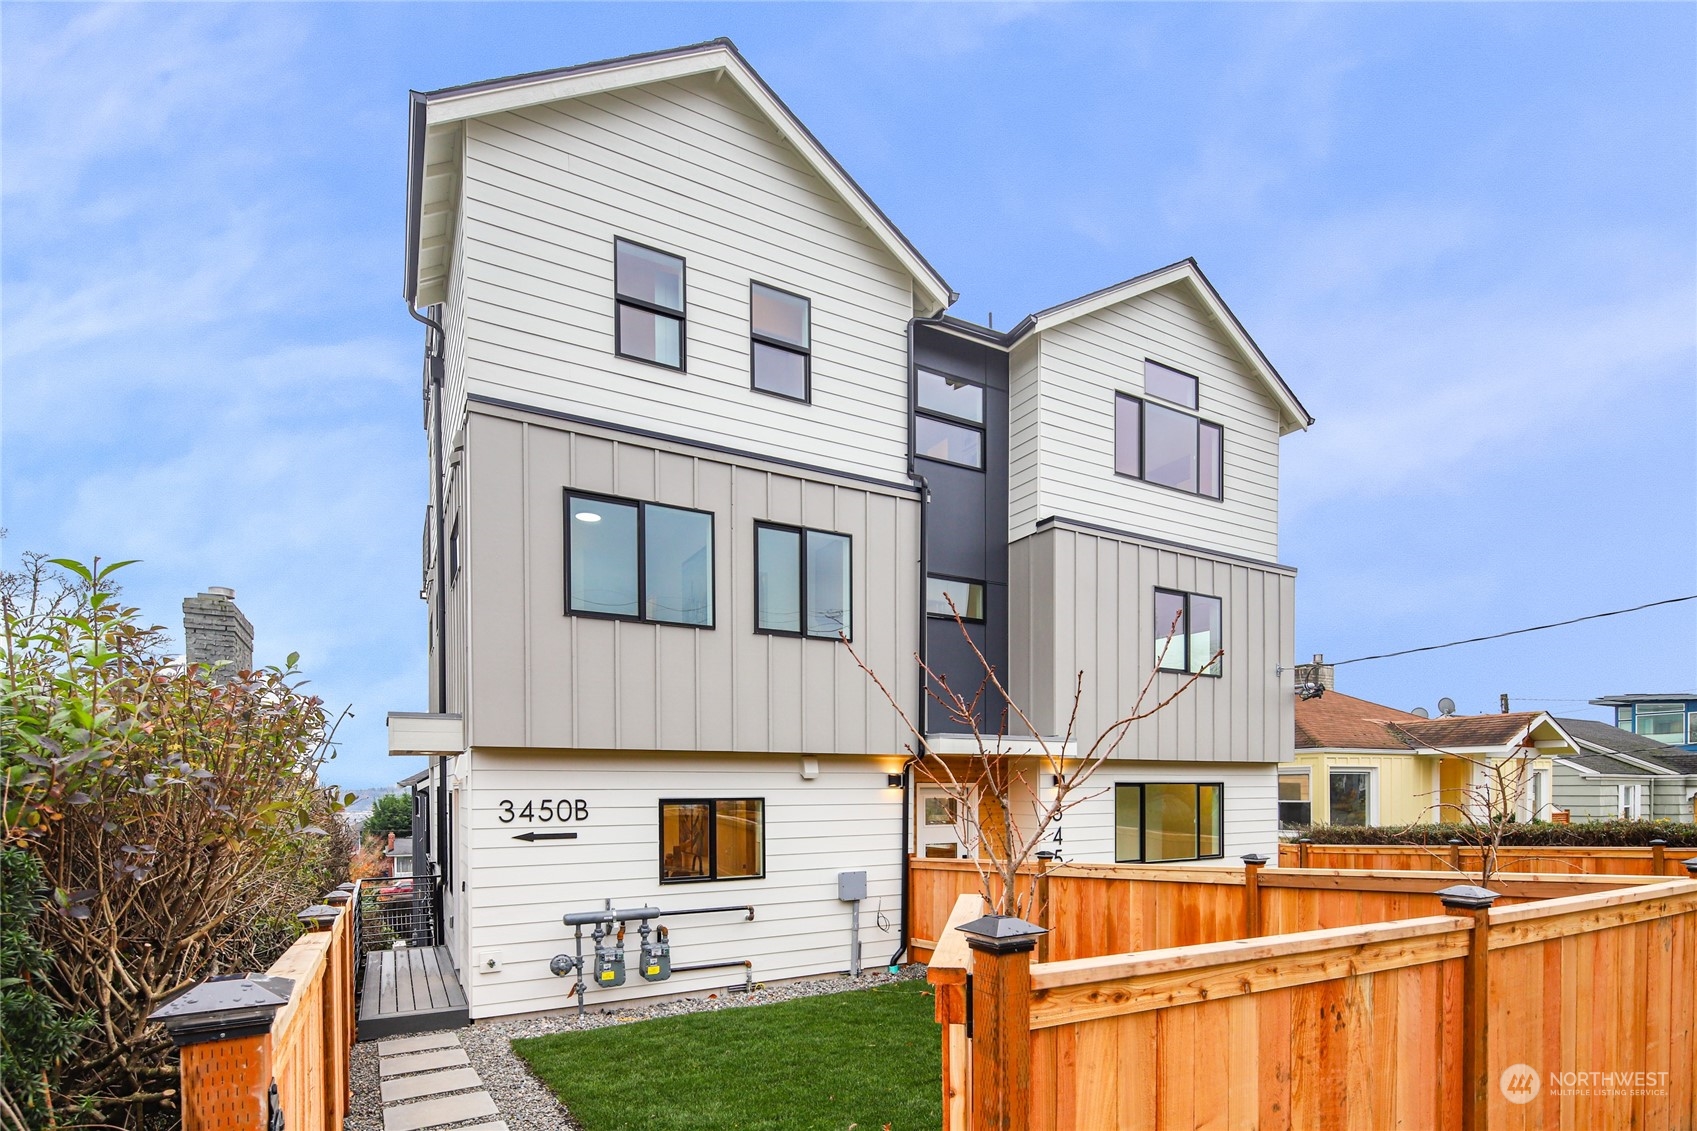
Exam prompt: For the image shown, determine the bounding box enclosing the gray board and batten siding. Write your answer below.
[458,402,920,755]
[1009,520,1296,762]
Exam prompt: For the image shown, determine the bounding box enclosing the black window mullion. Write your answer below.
[619,294,685,319]
[798,532,809,640]
[636,502,648,624]
[1139,785,1147,863]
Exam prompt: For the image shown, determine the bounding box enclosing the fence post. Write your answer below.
[958,913,1047,1131]
[1649,839,1666,875]
[1449,838,1464,872]
[1438,884,1500,1131]
[1033,854,1054,963]
[1683,857,1697,879]
[149,974,293,1131]
[299,902,345,1131]
[1240,854,1268,938]
[1297,837,1311,868]
[324,890,354,1116]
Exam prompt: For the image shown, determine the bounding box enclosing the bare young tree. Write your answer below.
[1406,732,1541,887]
[843,598,1220,918]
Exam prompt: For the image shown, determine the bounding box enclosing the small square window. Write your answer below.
[927,576,985,621]
[916,416,984,468]
[1154,588,1222,676]
[917,369,984,423]
[660,798,764,882]
[755,522,851,640]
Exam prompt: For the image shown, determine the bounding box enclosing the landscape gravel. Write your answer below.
[347,965,926,1131]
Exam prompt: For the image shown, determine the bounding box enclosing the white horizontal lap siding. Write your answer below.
[1058,761,1278,864]
[461,751,905,1019]
[455,73,915,484]
[1022,286,1283,560]
[1008,340,1044,537]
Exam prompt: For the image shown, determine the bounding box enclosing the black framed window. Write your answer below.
[660,798,764,882]
[614,238,686,370]
[926,576,985,621]
[755,522,851,640]
[750,282,810,401]
[565,491,713,627]
[915,368,985,469]
[1154,588,1223,676]
[449,516,461,586]
[1114,783,1223,863]
[1114,389,1224,500]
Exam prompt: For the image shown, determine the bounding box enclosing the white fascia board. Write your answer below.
[1552,757,1595,776]
[387,711,465,756]
[1017,262,1311,434]
[1603,750,1679,775]
[1297,747,1423,757]
[923,735,1076,759]
[421,46,955,315]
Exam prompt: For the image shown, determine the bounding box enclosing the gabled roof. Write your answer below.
[1295,691,1425,751]
[1558,717,1697,775]
[404,39,955,313]
[1394,711,1550,749]
[1554,753,1660,777]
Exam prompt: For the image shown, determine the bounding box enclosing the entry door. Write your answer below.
[917,786,971,859]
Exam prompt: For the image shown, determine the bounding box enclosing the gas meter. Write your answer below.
[639,923,671,982]
[593,921,626,988]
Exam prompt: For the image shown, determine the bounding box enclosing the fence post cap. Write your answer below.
[324,890,352,906]
[1682,857,1697,876]
[336,881,357,892]
[1436,884,1500,910]
[1447,837,1465,846]
[148,973,294,1047]
[1240,853,1270,866]
[1297,836,1312,844]
[957,913,1047,954]
[297,903,340,930]
[1648,838,1668,846]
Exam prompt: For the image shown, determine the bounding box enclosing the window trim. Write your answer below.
[657,797,767,884]
[448,515,461,587]
[613,237,687,372]
[563,489,716,629]
[1327,767,1378,826]
[1112,781,1226,864]
[752,520,853,642]
[749,280,812,403]
[926,574,987,623]
[1153,588,1224,678]
[915,367,987,471]
[1277,767,1313,830]
[1114,392,1225,501]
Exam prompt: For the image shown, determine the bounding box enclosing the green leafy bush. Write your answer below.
[1295,819,1697,848]
[1,848,91,1129]
[363,792,412,839]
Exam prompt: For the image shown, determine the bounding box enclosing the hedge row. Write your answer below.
[1292,819,1697,849]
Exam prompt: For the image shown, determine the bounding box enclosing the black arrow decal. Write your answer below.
[512,830,580,842]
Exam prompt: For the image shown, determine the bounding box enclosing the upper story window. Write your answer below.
[926,576,985,622]
[750,283,811,401]
[614,239,686,370]
[1634,702,1686,744]
[915,368,985,469]
[1115,365,1223,499]
[566,491,713,627]
[1154,588,1222,676]
[755,523,852,640]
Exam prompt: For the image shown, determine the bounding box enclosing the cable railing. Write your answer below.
[350,868,441,998]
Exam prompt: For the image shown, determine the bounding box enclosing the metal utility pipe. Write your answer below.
[658,904,756,922]
[671,958,754,993]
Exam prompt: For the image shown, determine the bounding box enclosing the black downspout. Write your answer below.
[890,313,949,968]
[409,300,449,937]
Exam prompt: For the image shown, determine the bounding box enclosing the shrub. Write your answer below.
[0,848,91,1130]
[1294,819,1697,848]
[363,792,412,839]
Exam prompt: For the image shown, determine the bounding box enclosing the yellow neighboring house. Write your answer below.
[1280,690,1575,829]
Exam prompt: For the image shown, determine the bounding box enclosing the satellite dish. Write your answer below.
[1411,707,1430,718]
[1438,697,1457,717]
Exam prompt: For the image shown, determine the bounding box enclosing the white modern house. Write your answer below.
[386,38,1312,1024]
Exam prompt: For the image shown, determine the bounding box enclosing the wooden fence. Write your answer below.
[923,860,1697,1130]
[159,898,356,1131]
[909,856,1670,965]
[1280,839,1692,876]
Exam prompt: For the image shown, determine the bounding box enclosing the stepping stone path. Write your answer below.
[375,1032,506,1131]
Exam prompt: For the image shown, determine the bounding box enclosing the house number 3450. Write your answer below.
[497,799,590,823]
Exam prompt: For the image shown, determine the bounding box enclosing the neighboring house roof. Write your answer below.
[1394,712,1547,749]
[1556,717,1697,775]
[1295,691,1425,751]
[404,39,955,314]
[397,768,431,788]
[1555,752,1659,777]
[386,837,414,859]
[1589,692,1697,706]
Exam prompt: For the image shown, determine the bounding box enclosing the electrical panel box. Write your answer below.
[837,870,867,902]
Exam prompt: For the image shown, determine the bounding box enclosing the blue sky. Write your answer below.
[4,4,1693,789]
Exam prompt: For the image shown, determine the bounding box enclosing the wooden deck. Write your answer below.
[356,946,469,1041]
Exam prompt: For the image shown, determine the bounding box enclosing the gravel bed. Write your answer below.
[348,965,927,1131]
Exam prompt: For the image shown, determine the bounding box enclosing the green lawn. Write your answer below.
[511,980,941,1131]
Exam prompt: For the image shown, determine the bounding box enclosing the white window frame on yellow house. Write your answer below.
[1326,766,1377,827]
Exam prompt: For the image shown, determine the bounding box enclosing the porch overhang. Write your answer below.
[387,711,464,757]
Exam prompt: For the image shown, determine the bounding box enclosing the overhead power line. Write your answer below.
[1333,594,1697,667]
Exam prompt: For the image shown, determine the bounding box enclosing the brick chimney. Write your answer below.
[1298,652,1335,692]
[182,587,254,681]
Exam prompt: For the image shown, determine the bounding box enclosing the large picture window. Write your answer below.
[615,238,686,369]
[750,282,811,401]
[1634,703,1686,744]
[1114,783,1223,863]
[659,799,764,882]
[565,492,713,626]
[1115,388,1223,500]
[1154,589,1223,676]
[915,368,986,469]
[1328,769,1372,826]
[755,523,851,640]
